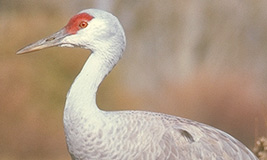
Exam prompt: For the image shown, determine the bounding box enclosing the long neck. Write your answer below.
[64,48,121,116]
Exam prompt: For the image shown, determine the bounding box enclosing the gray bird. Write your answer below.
[17,9,258,160]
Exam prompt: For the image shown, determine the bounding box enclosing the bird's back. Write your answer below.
[65,110,257,160]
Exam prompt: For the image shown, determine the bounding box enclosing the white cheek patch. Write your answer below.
[60,44,75,48]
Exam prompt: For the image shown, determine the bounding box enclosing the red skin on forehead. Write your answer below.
[65,13,94,34]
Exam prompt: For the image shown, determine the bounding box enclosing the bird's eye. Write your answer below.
[79,21,88,29]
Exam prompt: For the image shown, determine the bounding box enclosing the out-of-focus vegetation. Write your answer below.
[254,137,267,160]
[1,0,266,159]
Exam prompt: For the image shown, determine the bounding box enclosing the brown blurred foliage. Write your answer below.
[0,0,266,159]
[254,137,267,160]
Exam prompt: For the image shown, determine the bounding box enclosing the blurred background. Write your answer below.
[1,0,267,159]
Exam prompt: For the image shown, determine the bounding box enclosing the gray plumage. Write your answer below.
[17,9,258,160]
[64,109,257,159]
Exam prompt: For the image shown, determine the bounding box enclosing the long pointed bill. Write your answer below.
[16,28,69,55]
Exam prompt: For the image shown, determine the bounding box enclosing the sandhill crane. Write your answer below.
[17,9,258,160]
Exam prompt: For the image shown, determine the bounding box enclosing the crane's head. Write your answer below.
[17,9,126,54]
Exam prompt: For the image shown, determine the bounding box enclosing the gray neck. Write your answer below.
[64,50,120,117]
[63,22,126,120]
